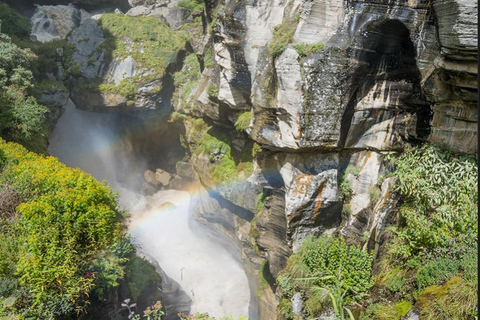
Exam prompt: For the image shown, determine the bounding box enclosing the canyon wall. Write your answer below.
[17,0,477,317]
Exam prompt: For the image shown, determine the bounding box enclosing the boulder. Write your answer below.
[155,169,172,187]
[126,5,151,16]
[144,170,159,187]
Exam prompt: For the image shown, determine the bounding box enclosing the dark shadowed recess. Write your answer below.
[339,19,432,148]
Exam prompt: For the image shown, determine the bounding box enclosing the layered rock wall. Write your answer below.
[181,0,477,315]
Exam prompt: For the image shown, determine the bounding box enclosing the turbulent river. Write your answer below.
[48,100,251,319]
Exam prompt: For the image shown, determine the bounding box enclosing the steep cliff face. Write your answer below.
[16,0,476,317]
[171,0,477,317]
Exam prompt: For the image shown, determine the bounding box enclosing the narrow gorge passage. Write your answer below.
[48,100,251,319]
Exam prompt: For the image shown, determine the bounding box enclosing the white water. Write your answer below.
[48,100,250,318]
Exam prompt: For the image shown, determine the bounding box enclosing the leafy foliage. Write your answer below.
[277,236,374,318]
[391,144,477,258]
[0,140,127,317]
[0,33,50,152]
[0,4,30,41]
[415,258,459,290]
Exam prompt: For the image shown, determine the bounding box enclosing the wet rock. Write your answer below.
[175,161,196,180]
[155,169,172,187]
[433,0,478,53]
[255,189,291,277]
[169,176,185,190]
[37,89,69,108]
[111,56,136,84]
[403,307,420,320]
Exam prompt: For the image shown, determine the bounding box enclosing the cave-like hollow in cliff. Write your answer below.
[340,19,432,148]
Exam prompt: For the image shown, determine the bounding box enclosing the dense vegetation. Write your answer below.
[277,236,374,318]
[276,144,477,319]
[0,30,49,153]
[0,140,136,318]
[178,0,205,13]
[362,144,478,319]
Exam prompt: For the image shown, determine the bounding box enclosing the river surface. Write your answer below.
[48,100,250,319]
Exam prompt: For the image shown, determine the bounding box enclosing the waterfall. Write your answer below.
[48,100,251,319]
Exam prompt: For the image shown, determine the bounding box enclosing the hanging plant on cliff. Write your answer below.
[390,144,477,258]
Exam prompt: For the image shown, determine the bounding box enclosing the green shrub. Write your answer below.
[256,190,266,213]
[278,297,294,319]
[278,236,374,317]
[459,247,477,282]
[300,236,374,295]
[384,268,406,293]
[0,3,30,41]
[0,140,128,317]
[0,278,19,298]
[391,144,477,258]
[268,19,298,58]
[184,117,254,184]
[340,177,353,200]
[0,33,50,152]
[206,84,218,97]
[292,43,324,57]
[125,255,158,301]
[252,143,262,157]
[29,39,67,79]
[234,111,252,132]
[415,258,459,289]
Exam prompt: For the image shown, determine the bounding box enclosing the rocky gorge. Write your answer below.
[0,0,477,318]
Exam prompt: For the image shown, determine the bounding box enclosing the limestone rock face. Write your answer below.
[251,48,303,149]
[188,1,477,315]
[251,1,436,152]
[278,153,341,251]
[30,4,90,42]
[67,16,106,80]
[126,5,151,16]
[426,0,478,153]
[148,7,191,28]
[65,14,185,111]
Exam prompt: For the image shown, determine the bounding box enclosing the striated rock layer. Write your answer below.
[174,0,477,317]
[26,0,477,317]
